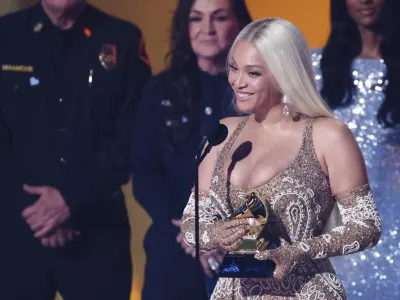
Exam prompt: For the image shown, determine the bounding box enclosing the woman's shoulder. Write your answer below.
[139,70,175,111]
[314,116,350,135]
[313,117,355,149]
[311,117,362,178]
[143,70,172,92]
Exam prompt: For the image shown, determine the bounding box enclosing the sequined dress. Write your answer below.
[311,49,400,299]
[181,116,381,299]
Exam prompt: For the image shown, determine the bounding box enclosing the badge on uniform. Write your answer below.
[84,27,92,38]
[99,44,117,70]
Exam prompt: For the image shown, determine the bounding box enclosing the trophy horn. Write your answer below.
[229,192,268,225]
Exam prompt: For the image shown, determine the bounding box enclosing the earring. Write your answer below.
[282,95,290,116]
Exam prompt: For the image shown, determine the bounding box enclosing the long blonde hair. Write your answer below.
[228,18,333,118]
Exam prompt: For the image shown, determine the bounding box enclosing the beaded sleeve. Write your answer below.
[180,190,230,252]
[296,184,381,259]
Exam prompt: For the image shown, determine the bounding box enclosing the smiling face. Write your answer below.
[189,0,240,60]
[345,0,386,28]
[228,41,281,114]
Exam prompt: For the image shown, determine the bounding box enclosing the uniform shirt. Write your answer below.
[0,3,151,229]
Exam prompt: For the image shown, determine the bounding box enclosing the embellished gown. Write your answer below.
[311,49,400,300]
[181,116,381,299]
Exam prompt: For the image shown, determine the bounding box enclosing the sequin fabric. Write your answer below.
[311,48,400,299]
[181,116,381,299]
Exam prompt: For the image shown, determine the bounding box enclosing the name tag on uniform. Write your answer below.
[2,64,34,73]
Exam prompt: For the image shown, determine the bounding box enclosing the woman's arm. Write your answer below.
[180,118,251,252]
[256,118,381,278]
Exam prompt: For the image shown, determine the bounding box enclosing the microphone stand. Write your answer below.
[194,137,207,268]
[193,123,227,280]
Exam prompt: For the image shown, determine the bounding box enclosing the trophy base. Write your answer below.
[230,238,260,254]
[218,253,276,278]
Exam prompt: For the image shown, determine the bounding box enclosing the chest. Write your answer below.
[0,32,129,134]
[222,129,305,190]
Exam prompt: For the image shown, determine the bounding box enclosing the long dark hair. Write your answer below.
[165,0,252,116]
[321,0,400,126]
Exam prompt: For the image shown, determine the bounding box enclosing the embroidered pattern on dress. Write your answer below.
[338,191,380,229]
[181,117,378,299]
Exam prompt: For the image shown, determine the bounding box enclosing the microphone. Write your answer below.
[197,123,228,164]
[194,122,228,275]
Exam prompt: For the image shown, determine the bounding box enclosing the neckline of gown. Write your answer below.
[217,116,312,193]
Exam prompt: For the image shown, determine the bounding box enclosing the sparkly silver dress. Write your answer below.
[311,48,400,300]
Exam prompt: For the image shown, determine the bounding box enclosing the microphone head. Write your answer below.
[208,123,228,147]
[200,120,217,139]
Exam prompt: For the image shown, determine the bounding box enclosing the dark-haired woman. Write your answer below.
[311,0,400,299]
[131,0,252,299]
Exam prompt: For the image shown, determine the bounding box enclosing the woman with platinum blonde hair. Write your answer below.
[181,18,381,299]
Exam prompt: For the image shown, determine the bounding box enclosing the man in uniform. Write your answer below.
[0,0,151,299]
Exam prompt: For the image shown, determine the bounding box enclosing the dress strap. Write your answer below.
[300,117,325,173]
[303,117,315,141]
[302,117,318,152]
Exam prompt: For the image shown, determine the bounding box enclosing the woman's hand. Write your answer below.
[210,218,252,251]
[254,239,302,280]
[172,219,196,257]
[175,217,252,253]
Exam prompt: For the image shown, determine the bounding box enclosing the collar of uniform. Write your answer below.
[30,2,51,32]
[30,2,91,37]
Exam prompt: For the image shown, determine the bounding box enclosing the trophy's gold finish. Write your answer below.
[228,191,269,254]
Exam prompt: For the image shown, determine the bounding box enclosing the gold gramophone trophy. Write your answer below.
[218,191,278,278]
